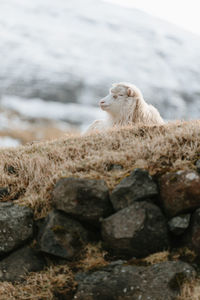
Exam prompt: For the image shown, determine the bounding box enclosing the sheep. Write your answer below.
[86,82,164,132]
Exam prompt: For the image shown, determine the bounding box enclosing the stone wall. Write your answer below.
[1,167,200,299]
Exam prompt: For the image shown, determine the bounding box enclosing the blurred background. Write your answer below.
[0,0,200,146]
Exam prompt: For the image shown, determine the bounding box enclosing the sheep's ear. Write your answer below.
[127,87,135,97]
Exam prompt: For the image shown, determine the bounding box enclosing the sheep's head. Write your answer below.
[99,82,143,119]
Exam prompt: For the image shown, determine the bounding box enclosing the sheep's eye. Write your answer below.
[119,94,124,97]
[113,95,118,99]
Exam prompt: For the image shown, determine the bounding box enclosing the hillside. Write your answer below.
[0,121,200,299]
[1,0,200,132]
[0,120,198,218]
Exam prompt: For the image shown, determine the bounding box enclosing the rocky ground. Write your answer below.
[0,122,200,299]
[0,168,200,299]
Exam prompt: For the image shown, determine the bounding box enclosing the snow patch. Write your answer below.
[0,0,200,124]
[1,96,105,128]
[0,136,20,147]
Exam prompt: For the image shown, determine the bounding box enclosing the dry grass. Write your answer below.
[0,264,76,300]
[177,266,200,300]
[0,243,108,299]
[142,250,170,265]
[129,247,197,267]
[78,243,108,271]
[178,278,200,300]
[0,120,199,218]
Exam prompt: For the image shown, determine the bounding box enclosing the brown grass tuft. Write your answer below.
[78,243,108,271]
[177,278,200,300]
[171,247,197,264]
[0,264,76,300]
[0,120,199,218]
[142,250,170,265]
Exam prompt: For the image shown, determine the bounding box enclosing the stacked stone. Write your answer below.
[1,166,200,299]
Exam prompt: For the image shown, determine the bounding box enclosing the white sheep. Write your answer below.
[86,82,164,132]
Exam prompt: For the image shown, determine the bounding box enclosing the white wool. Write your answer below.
[86,82,164,133]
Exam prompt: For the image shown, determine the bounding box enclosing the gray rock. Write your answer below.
[168,214,191,235]
[111,169,158,211]
[0,246,45,282]
[38,210,89,259]
[185,208,200,252]
[159,170,200,217]
[52,177,113,225]
[107,164,123,171]
[0,202,33,255]
[101,201,169,258]
[196,159,200,173]
[73,261,196,300]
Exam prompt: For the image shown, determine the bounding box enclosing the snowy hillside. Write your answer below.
[1,0,200,130]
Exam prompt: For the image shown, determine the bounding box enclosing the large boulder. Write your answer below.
[0,202,33,255]
[52,177,113,225]
[111,169,158,211]
[159,170,200,217]
[73,261,196,300]
[38,210,90,259]
[0,246,45,282]
[101,201,169,258]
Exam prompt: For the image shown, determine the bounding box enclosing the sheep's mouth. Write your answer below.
[100,104,110,111]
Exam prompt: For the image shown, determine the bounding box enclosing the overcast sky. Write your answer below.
[104,0,200,36]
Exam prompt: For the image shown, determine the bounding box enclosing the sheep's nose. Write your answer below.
[100,100,105,105]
